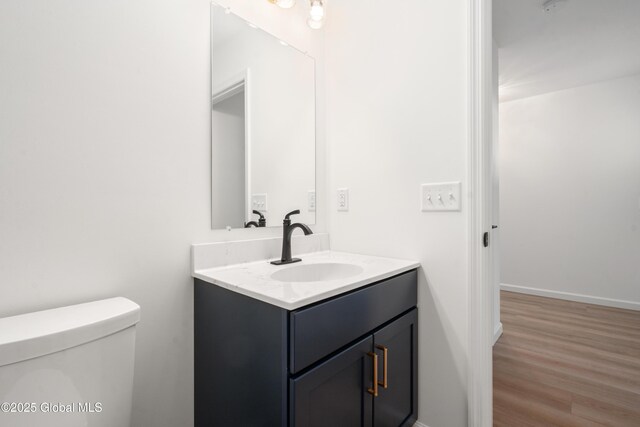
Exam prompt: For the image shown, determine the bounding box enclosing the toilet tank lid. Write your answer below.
[0,297,140,367]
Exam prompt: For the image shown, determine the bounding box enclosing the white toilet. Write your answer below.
[0,297,140,427]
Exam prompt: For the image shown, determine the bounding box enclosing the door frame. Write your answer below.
[467,0,494,426]
[211,68,252,226]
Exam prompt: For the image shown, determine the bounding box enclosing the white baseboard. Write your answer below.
[413,422,429,427]
[501,283,640,312]
[493,322,503,345]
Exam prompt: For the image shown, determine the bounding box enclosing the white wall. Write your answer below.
[0,1,323,426]
[500,74,640,307]
[325,1,470,425]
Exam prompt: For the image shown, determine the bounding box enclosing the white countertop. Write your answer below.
[193,250,420,310]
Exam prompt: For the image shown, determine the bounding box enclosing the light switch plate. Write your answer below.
[421,182,461,211]
[337,188,349,212]
[308,191,316,212]
[251,193,267,212]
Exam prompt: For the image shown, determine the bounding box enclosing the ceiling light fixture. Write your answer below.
[267,0,326,30]
[307,0,324,29]
[309,0,324,21]
[269,0,296,9]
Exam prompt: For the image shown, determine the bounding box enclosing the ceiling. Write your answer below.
[494,0,640,102]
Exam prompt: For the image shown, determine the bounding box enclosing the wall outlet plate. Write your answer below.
[421,182,461,212]
[337,188,349,212]
[308,190,316,212]
[251,193,267,212]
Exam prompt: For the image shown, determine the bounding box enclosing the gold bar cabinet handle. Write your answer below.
[376,345,388,389]
[367,352,378,397]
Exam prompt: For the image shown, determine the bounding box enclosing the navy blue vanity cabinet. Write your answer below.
[373,309,418,427]
[291,309,418,427]
[290,336,374,426]
[194,269,418,427]
[194,280,288,427]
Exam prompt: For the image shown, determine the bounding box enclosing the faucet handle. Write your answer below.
[284,210,300,220]
[253,210,266,227]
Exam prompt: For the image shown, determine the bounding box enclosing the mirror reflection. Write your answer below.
[211,3,316,230]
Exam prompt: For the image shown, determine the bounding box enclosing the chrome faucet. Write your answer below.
[271,210,313,265]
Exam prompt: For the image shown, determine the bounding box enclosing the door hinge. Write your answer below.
[483,232,489,247]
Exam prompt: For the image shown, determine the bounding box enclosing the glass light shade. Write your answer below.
[307,17,323,29]
[274,0,296,8]
[309,1,324,21]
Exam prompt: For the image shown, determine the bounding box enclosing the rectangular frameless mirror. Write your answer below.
[211,3,316,230]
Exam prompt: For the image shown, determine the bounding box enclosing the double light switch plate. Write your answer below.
[421,182,462,211]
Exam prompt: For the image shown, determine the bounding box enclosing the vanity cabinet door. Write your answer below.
[373,309,418,427]
[290,336,374,427]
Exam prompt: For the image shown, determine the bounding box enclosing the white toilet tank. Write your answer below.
[0,297,140,427]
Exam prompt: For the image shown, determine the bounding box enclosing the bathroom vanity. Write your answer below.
[194,250,419,427]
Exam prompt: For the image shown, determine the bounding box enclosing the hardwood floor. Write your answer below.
[493,291,640,427]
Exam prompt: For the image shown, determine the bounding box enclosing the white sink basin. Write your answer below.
[193,250,419,309]
[271,262,364,283]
